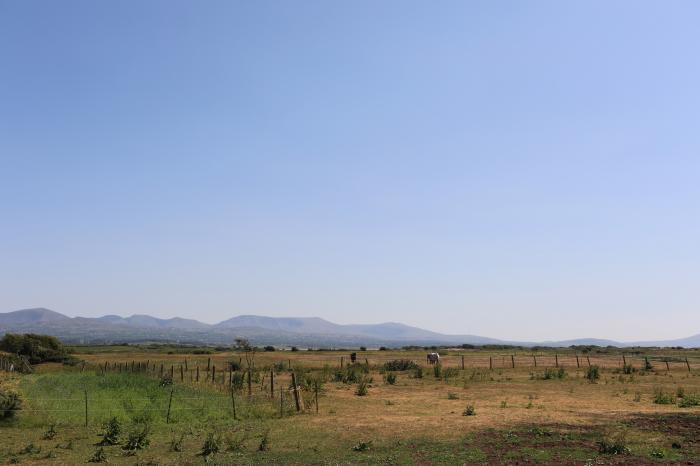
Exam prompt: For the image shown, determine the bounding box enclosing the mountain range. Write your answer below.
[1,308,698,348]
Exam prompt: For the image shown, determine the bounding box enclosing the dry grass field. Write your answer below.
[1,346,699,465]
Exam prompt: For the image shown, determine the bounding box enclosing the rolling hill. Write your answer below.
[1,308,698,348]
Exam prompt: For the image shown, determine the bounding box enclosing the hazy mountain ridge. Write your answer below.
[1,308,698,348]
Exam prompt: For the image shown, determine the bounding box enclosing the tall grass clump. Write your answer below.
[382,360,419,372]
[586,366,600,382]
[0,389,21,419]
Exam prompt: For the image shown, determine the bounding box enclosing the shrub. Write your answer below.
[643,358,653,371]
[263,346,275,352]
[88,447,107,463]
[258,430,270,451]
[678,394,699,408]
[442,367,460,381]
[201,432,221,457]
[379,346,387,351]
[0,390,21,419]
[412,367,423,379]
[500,400,507,408]
[231,372,245,391]
[382,359,419,372]
[541,367,566,380]
[159,374,173,387]
[598,436,630,455]
[622,364,635,374]
[653,389,675,405]
[352,440,372,451]
[228,360,242,371]
[355,377,369,396]
[676,386,685,398]
[384,372,397,385]
[0,333,68,364]
[433,363,442,379]
[359,346,367,351]
[41,423,57,440]
[462,404,476,416]
[650,447,665,458]
[291,346,299,352]
[169,433,184,452]
[335,365,369,384]
[586,366,600,382]
[123,425,150,451]
[100,417,121,445]
[447,392,459,400]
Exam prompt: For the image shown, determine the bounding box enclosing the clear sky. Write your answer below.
[1,1,699,341]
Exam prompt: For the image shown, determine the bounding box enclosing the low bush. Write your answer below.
[0,390,21,419]
[462,404,476,416]
[678,394,699,408]
[598,436,630,455]
[352,440,372,451]
[653,389,675,405]
[0,333,68,364]
[100,417,121,445]
[201,432,221,457]
[258,430,270,451]
[382,359,419,372]
[540,367,566,380]
[412,367,423,379]
[123,424,150,451]
[586,366,600,382]
[447,392,459,400]
[433,363,442,379]
[384,372,397,385]
[88,447,107,463]
[43,423,57,440]
[355,377,369,396]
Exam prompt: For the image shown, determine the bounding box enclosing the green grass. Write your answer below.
[18,371,279,427]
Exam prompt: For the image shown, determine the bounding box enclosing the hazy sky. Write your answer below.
[2,1,699,341]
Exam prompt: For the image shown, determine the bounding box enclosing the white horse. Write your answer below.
[426,352,440,365]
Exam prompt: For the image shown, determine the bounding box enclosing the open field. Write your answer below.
[2,347,700,465]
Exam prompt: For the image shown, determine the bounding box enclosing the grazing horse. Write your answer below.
[426,352,440,365]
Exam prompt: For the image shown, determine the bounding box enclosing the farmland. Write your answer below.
[1,346,699,465]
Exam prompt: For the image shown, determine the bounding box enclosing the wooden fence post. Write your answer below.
[230,387,237,420]
[533,355,537,367]
[586,355,591,367]
[170,365,174,379]
[207,357,211,371]
[291,372,301,412]
[555,354,559,367]
[196,366,200,382]
[576,354,580,368]
[511,355,515,368]
[461,355,465,370]
[184,359,188,371]
[180,365,184,382]
[270,370,274,398]
[212,365,216,382]
[686,357,691,372]
[166,387,174,424]
[340,356,344,368]
[489,356,493,370]
[280,386,284,417]
[247,368,252,396]
[622,354,626,367]
[288,359,291,370]
[84,389,88,428]
[665,360,670,371]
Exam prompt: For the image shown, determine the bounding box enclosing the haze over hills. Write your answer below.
[1,308,698,348]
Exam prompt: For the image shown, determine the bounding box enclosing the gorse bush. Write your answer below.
[586,366,600,382]
[678,394,699,408]
[335,365,369,384]
[355,376,369,396]
[201,432,221,457]
[382,360,419,372]
[100,417,121,445]
[653,389,675,405]
[598,436,630,455]
[123,424,150,451]
[0,389,21,419]
[540,367,566,380]
[0,333,68,364]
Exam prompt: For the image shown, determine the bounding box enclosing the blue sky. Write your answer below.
[1,1,699,341]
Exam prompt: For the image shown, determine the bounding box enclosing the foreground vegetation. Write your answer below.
[1,344,699,464]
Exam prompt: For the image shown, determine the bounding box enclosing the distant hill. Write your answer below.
[1,308,698,348]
